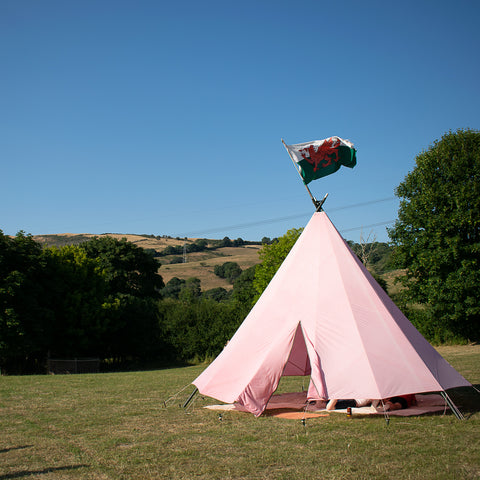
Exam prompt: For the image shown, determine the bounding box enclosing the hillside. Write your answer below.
[159,245,262,290]
[33,233,396,293]
[33,233,262,292]
[33,233,190,251]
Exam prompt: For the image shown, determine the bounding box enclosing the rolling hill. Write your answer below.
[33,233,262,291]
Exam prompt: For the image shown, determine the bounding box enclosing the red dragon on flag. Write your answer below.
[299,137,339,171]
[283,136,356,185]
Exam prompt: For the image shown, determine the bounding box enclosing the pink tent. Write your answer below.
[193,212,471,416]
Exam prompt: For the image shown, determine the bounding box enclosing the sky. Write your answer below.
[1,0,479,243]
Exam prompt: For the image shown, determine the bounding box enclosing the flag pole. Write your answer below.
[281,139,328,212]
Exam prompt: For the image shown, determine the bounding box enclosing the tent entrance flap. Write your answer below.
[282,322,311,376]
[279,322,327,400]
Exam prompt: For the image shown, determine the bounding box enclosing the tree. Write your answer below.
[232,238,244,247]
[193,238,208,251]
[202,287,231,302]
[158,298,244,362]
[179,277,201,302]
[80,236,164,298]
[232,265,256,307]
[169,256,184,264]
[214,261,242,284]
[0,231,47,372]
[253,227,303,301]
[161,277,186,299]
[388,129,480,342]
[0,234,114,371]
[162,245,182,256]
[41,245,108,358]
[80,236,165,362]
[221,236,232,247]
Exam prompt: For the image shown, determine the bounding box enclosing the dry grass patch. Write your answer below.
[160,245,261,289]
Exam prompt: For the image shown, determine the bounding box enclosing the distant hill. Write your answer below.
[33,233,262,291]
[33,232,192,251]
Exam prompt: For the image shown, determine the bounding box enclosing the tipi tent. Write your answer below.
[193,211,471,417]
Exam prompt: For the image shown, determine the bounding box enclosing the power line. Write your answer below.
[330,196,396,212]
[340,220,396,233]
[176,196,396,237]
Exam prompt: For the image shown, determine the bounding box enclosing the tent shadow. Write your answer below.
[448,384,480,416]
[0,465,89,480]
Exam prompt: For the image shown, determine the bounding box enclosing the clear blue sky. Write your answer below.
[2,0,479,243]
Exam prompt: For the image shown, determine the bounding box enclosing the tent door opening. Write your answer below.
[279,322,327,401]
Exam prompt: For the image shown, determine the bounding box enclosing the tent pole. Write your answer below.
[440,390,465,420]
[281,139,328,211]
[183,387,198,409]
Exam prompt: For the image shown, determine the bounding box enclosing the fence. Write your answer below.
[47,357,100,374]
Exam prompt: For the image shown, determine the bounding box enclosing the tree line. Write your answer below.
[154,236,275,263]
[0,232,258,374]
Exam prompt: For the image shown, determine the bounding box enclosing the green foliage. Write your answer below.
[347,241,394,274]
[158,298,244,362]
[169,256,184,264]
[389,128,480,341]
[232,237,245,247]
[80,236,164,298]
[253,227,303,301]
[220,236,232,247]
[0,230,47,371]
[179,277,202,302]
[161,277,186,299]
[232,265,257,306]
[41,245,109,357]
[214,261,242,284]
[194,238,208,250]
[77,237,167,362]
[202,287,232,302]
[162,244,183,256]
[101,293,165,362]
[0,233,168,373]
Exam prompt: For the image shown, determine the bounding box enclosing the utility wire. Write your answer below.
[176,196,396,237]
[341,220,396,233]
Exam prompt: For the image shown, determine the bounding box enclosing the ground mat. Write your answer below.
[204,392,449,417]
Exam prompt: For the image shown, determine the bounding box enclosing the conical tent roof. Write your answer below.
[193,212,470,416]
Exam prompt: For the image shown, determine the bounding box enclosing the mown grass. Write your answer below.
[1,346,479,479]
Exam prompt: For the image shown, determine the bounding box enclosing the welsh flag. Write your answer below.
[285,136,356,184]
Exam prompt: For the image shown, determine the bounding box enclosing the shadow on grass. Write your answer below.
[449,384,480,417]
[0,465,89,479]
[0,446,33,455]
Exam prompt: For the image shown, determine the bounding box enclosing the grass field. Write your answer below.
[1,345,479,479]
